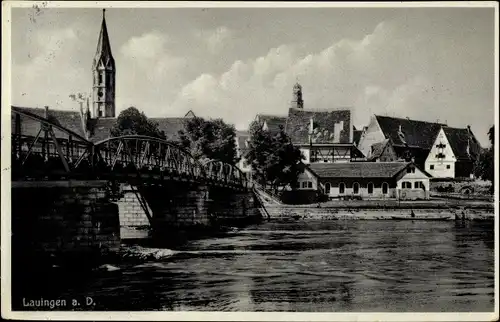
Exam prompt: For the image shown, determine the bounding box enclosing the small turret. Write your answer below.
[291,82,304,109]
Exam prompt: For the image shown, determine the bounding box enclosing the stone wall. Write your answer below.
[11,181,120,269]
[116,183,261,238]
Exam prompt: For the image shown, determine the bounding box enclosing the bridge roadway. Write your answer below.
[10,107,262,268]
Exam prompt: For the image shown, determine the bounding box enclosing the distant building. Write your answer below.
[303,162,431,200]
[253,82,363,164]
[425,126,481,178]
[357,115,481,178]
[358,115,445,167]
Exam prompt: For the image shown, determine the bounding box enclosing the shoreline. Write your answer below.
[261,201,494,221]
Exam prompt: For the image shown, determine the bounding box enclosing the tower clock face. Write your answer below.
[98,90,103,98]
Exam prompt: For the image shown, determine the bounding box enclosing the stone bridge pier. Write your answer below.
[11,180,121,270]
[117,183,261,241]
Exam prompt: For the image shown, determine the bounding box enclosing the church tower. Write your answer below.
[291,82,304,109]
[92,9,115,118]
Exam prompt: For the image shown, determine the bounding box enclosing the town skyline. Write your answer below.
[11,6,496,146]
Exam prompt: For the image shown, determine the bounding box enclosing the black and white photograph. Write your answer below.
[2,1,498,320]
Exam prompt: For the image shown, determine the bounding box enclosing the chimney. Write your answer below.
[44,106,49,119]
[398,124,402,133]
[467,125,472,134]
[310,117,314,135]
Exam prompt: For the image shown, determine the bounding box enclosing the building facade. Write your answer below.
[305,162,431,200]
[425,126,481,178]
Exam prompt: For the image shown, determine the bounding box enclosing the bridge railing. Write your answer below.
[93,136,205,181]
[11,108,94,179]
[11,109,247,189]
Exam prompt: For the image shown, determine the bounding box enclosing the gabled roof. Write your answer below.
[442,126,482,161]
[308,162,413,179]
[285,108,351,145]
[368,139,391,160]
[256,114,287,133]
[375,115,445,149]
[87,117,116,142]
[12,106,87,139]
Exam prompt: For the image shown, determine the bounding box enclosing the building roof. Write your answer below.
[151,117,188,142]
[12,106,87,139]
[256,114,287,133]
[87,117,116,142]
[308,162,413,179]
[368,139,391,160]
[285,108,351,145]
[375,115,445,149]
[353,129,363,146]
[442,126,482,161]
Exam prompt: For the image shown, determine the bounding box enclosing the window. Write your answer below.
[407,167,415,173]
[367,182,374,194]
[302,182,307,189]
[98,73,103,84]
[446,164,450,169]
[430,165,434,170]
[339,182,346,194]
[353,182,360,194]
[325,183,331,194]
[402,181,412,189]
[307,181,313,189]
[382,182,389,195]
[295,182,300,189]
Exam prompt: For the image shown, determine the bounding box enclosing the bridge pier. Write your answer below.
[116,183,262,243]
[11,180,120,270]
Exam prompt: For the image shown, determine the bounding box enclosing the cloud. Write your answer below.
[12,27,88,110]
[117,31,187,114]
[171,20,491,146]
[195,26,233,54]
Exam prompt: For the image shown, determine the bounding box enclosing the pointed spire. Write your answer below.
[93,8,114,70]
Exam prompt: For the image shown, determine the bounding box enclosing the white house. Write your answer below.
[306,162,431,200]
[425,126,481,178]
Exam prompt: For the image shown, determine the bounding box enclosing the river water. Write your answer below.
[18,219,495,312]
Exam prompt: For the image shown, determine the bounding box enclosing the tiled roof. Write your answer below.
[12,106,87,140]
[369,139,390,160]
[375,115,445,149]
[285,108,351,145]
[87,118,116,142]
[309,162,411,178]
[443,126,482,161]
[256,114,287,133]
[151,117,187,142]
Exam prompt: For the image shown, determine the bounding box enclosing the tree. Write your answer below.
[246,121,304,191]
[110,107,165,139]
[178,116,238,164]
[474,125,494,193]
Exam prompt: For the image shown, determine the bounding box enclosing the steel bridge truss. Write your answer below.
[11,108,248,190]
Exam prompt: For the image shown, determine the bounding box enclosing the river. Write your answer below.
[15,219,494,312]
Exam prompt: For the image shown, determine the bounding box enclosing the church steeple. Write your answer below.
[291,81,304,109]
[92,9,116,118]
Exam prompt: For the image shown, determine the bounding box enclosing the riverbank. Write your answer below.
[261,198,494,221]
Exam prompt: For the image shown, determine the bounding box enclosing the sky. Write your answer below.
[10,5,496,146]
